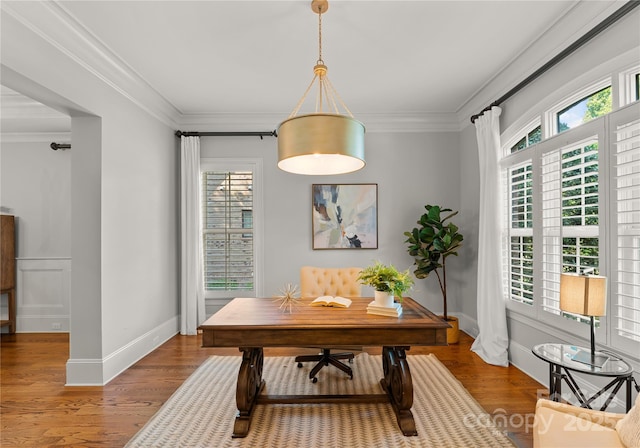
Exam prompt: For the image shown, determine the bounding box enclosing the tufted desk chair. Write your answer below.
[295,266,362,382]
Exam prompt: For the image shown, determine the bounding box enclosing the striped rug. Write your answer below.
[126,353,514,447]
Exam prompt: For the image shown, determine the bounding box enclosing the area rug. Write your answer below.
[126,353,514,447]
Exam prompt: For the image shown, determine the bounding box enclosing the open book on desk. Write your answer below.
[310,296,352,308]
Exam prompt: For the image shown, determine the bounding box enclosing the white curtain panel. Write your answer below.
[180,136,206,335]
[470,107,510,367]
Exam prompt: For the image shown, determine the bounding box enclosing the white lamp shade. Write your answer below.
[277,114,365,175]
[559,273,607,316]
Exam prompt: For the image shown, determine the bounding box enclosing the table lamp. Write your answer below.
[560,272,608,367]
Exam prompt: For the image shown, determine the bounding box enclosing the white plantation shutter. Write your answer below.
[541,148,563,314]
[500,93,638,359]
[202,170,255,296]
[541,137,600,317]
[508,162,534,305]
[611,107,640,349]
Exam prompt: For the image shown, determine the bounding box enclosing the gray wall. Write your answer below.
[457,7,640,403]
[0,140,71,258]
[0,138,72,332]
[200,130,463,314]
[2,1,637,392]
[2,8,179,384]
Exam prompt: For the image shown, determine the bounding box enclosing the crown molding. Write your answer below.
[7,1,621,135]
[1,2,461,135]
[360,113,460,133]
[177,113,281,133]
[1,131,70,143]
[1,87,71,133]
[456,0,632,130]
[178,112,460,134]
[1,90,70,120]
[1,1,181,129]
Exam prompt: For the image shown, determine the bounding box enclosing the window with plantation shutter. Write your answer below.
[540,147,563,315]
[510,126,542,154]
[556,86,611,134]
[501,69,639,359]
[611,109,640,348]
[541,137,600,321]
[508,162,534,305]
[201,167,256,298]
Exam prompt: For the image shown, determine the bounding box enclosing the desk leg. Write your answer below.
[380,346,417,436]
[233,347,264,438]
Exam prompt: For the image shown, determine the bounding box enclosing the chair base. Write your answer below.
[295,348,354,383]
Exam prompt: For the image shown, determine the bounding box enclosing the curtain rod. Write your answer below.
[470,0,640,124]
[175,130,277,139]
[50,142,71,150]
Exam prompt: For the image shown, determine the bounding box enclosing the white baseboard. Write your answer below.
[65,358,104,386]
[456,312,479,339]
[65,315,180,386]
[64,309,635,412]
[459,312,630,413]
[508,339,549,389]
[16,315,70,332]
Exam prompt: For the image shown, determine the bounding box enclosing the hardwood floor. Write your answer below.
[1,331,543,447]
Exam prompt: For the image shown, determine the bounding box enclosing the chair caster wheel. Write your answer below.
[297,362,303,368]
[312,377,318,383]
[349,374,353,380]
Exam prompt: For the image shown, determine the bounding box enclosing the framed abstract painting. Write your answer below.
[312,183,378,249]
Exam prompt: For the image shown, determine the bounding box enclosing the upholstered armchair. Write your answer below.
[533,395,640,448]
[295,266,362,382]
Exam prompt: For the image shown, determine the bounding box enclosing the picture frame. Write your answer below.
[312,183,378,250]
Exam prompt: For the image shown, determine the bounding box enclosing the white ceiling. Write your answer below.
[1,1,621,133]
[59,0,576,115]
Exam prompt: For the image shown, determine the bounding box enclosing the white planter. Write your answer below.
[374,290,395,308]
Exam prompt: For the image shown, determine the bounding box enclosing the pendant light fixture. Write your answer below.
[277,0,365,175]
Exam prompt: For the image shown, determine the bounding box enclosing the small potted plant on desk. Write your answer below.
[357,261,414,308]
[405,204,463,343]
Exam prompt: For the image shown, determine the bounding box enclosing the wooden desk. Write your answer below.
[200,297,449,438]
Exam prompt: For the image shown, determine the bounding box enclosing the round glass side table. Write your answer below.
[532,343,638,411]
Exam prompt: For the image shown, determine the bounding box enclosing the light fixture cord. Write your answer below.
[317,5,324,112]
[289,74,318,118]
[286,1,355,119]
[317,5,323,65]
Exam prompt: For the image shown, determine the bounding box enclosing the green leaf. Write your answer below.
[428,205,441,221]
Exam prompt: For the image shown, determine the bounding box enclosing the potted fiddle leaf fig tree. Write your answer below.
[404,205,463,343]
